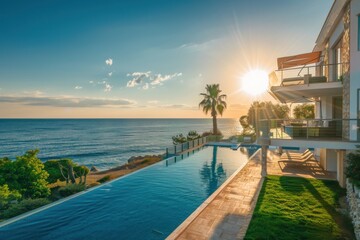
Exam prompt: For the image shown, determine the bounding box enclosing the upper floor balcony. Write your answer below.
[268,51,345,103]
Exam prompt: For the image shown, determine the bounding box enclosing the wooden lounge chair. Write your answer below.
[280,149,311,160]
[279,152,317,165]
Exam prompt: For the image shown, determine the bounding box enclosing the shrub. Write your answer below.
[0,150,50,199]
[1,198,51,220]
[58,184,86,197]
[187,131,200,141]
[172,134,187,145]
[97,175,111,184]
[346,147,360,187]
[0,184,22,210]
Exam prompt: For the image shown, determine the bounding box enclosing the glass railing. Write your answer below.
[165,136,208,157]
[269,62,348,88]
[257,118,360,142]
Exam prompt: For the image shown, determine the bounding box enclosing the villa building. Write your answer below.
[265,0,360,187]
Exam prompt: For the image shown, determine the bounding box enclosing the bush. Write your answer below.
[346,147,360,187]
[1,198,51,220]
[97,175,111,184]
[0,184,22,210]
[58,184,86,197]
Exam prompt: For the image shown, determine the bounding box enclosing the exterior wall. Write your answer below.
[346,179,360,240]
[342,3,351,140]
[349,0,360,141]
[319,148,337,171]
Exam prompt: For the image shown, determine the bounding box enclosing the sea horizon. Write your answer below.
[0,118,241,170]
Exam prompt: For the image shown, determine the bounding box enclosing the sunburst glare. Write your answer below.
[241,69,268,96]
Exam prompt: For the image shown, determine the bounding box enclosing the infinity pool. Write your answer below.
[0,146,253,240]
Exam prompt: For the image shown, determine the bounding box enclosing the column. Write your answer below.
[336,150,346,188]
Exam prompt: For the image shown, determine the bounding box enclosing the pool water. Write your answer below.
[0,146,253,240]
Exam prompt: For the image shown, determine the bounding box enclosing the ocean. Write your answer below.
[0,118,241,170]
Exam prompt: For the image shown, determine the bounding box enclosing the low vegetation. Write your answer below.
[58,184,87,197]
[172,130,201,145]
[1,198,51,220]
[346,146,360,187]
[245,176,354,239]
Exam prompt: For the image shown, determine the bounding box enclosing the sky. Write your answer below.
[0,0,333,118]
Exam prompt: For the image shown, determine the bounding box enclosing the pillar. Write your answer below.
[336,150,346,188]
[261,145,268,177]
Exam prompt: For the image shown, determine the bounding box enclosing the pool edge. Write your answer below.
[166,148,262,240]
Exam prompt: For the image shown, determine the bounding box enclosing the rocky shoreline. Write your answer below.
[86,154,164,186]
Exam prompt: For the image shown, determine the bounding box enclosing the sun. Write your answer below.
[241,69,269,96]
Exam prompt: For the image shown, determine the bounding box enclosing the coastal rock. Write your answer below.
[90,166,99,172]
[128,155,162,163]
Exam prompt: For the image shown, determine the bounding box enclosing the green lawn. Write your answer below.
[245,175,354,240]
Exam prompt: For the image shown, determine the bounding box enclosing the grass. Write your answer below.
[245,175,354,240]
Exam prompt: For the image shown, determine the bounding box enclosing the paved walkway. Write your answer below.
[167,150,263,240]
[167,149,336,240]
[267,150,337,180]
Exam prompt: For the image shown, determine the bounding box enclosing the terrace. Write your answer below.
[268,51,346,103]
[257,118,360,149]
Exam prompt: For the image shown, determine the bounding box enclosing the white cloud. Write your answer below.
[105,58,113,66]
[150,72,182,86]
[142,83,149,90]
[89,80,94,84]
[74,86,83,90]
[108,72,113,77]
[126,71,151,88]
[126,71,182,89]
[0,95,136,108]
[104,83,112,92]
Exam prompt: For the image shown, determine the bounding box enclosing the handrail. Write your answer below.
[275,62,349,73]
[259,118,359,121]
[256,118,359,141]
[270,62,349,88]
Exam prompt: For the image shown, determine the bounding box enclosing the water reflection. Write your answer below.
[199,146,227,196]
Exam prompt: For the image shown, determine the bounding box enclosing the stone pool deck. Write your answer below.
[167,149,263,240]
[167,149,336,240]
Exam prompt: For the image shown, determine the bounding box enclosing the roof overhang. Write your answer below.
[277,51,322,70]
[269,81,343,103]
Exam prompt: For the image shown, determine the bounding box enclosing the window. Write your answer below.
[333,40,342,81]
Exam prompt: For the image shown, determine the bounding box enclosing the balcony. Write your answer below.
[257,118,360,149]
[268,51,346,103]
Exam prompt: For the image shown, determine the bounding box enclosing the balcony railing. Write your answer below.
[269,62,348,88]
[258,118,359,142]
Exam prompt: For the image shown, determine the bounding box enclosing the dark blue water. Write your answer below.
[0,119,241,170]
[0,146,251,240]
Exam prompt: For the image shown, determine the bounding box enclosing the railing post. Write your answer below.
[306,119,309,139]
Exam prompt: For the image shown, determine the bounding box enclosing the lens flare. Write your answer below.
[241,69,268,96]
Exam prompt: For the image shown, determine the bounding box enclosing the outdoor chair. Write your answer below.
[280,149,311,159]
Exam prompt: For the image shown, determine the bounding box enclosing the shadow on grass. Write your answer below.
[244,176,355,240]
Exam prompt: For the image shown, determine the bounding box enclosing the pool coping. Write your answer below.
[166,148,262,240]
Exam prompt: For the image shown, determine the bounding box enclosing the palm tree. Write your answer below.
[199,84,227,135]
